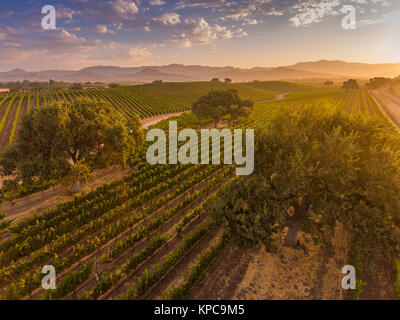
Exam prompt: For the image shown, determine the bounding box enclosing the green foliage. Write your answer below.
[70,83,83,90]
[367,77,392,89]
[41,261,94,300]
[164,232,229,300]
[151,112,211,131]
[0,98,144,184]
[176,207,202,234]
[350,280,367,300]
[79,271,122,300]
[122,234,167,274]
[0,96,18,134]
[8,95,25,145]
[127,220,214,299]
[209,103,400,270]
[206,178,282,250]
[342,79,360,90]
[245,80,312,92]
[392,259,400,300]
[129,82,275,108]
[192,89,254,126]
[0,211,10,231]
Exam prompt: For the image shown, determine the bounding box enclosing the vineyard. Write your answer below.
[0,82,280,154]
[0,86,397,300]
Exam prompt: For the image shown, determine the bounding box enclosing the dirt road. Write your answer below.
[0,112,188,222]
[371,89,400,132]
[258,92,288,104]
[0,166,129,224]
[141,111,189,129]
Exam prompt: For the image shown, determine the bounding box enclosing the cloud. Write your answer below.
[266,0,395,27]
[75,0,139,22]
[175,0,227,10]
[37,30,101,53]
[94,24,116,34]
[176,0,272,21]
[95,24,109,33]
[154,13,181,25]
[0,29,6,40]
[169,18,245,48]
[0,26,24,40]
[129,46,152,60]
[111,0,139,17]
[174,0,394,27]
[148,0,166,5]
[246,19,259,25]
[56,6,78,23]
[289,0,341,27]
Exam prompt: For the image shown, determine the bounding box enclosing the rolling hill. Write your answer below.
[1,60,399,83]
[290,60,400,79]
[0,64,342,83]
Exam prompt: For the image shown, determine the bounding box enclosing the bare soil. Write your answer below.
[258,93,288,103]
[25,169,229,299]
[189,225,351,300]
[145,229,222,300]
[0,111,201,230]
[0,166,128,225]
[360,252,394,300]
[371,89,400,132]
[142,112,189,129]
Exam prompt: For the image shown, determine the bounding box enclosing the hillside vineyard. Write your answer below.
[0,80,399,302]
[145,121,254,175]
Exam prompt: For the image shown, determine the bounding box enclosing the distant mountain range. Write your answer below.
[1,60,399,83]
[289,60,400,79]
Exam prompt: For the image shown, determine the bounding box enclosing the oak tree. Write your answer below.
[0,98,143,193]
[209,104,400,269]
[192,89,254,127]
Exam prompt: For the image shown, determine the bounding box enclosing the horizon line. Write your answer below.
[2,59,400,73]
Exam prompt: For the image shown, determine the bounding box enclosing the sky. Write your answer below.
[0,0,399,71]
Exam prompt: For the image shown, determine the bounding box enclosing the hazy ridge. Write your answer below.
[1,60,399,83]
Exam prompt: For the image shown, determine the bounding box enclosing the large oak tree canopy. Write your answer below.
[342,79,360,90]
[192,89,254,127]
[209,104,400,267]
[0,98,143,186]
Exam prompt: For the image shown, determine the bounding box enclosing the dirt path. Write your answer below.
[371,89,400,132]
[145,229,221,300]
[188,242,251,300]
[0,109,190,223]
[141,111,189,129]
[190,228,351,300]
[27,170,229,300]
[0,166,128,224]
[101,213,210,300]
[258,92,288,104]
